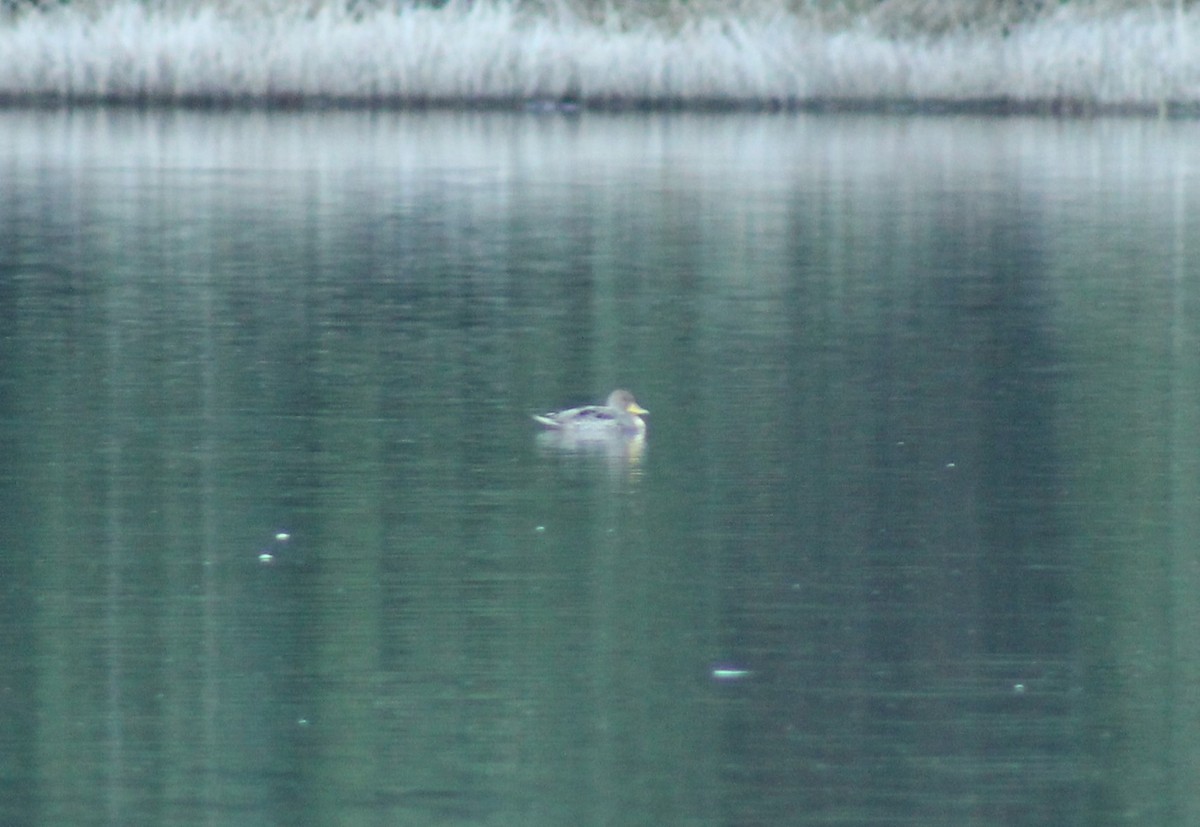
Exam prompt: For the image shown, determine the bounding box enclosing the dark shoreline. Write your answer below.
[1,95,1197,118]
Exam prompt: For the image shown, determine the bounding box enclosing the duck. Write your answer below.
[532,389,649,438]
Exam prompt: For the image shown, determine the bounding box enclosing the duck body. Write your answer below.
[533,389,648,438]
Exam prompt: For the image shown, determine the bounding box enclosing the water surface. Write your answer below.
[1,110,1198,826]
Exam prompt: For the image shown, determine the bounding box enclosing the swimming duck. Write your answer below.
[532,389,649,437]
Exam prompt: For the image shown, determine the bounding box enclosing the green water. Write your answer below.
[1,110,1198,826]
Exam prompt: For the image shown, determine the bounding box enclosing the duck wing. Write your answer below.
[532,404,618,429]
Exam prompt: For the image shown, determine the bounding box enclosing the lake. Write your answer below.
[1,109,1198,826]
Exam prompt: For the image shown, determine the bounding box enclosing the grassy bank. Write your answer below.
[1,0,1198,111]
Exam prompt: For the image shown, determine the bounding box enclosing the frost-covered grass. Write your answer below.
[1,0,1200,110]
